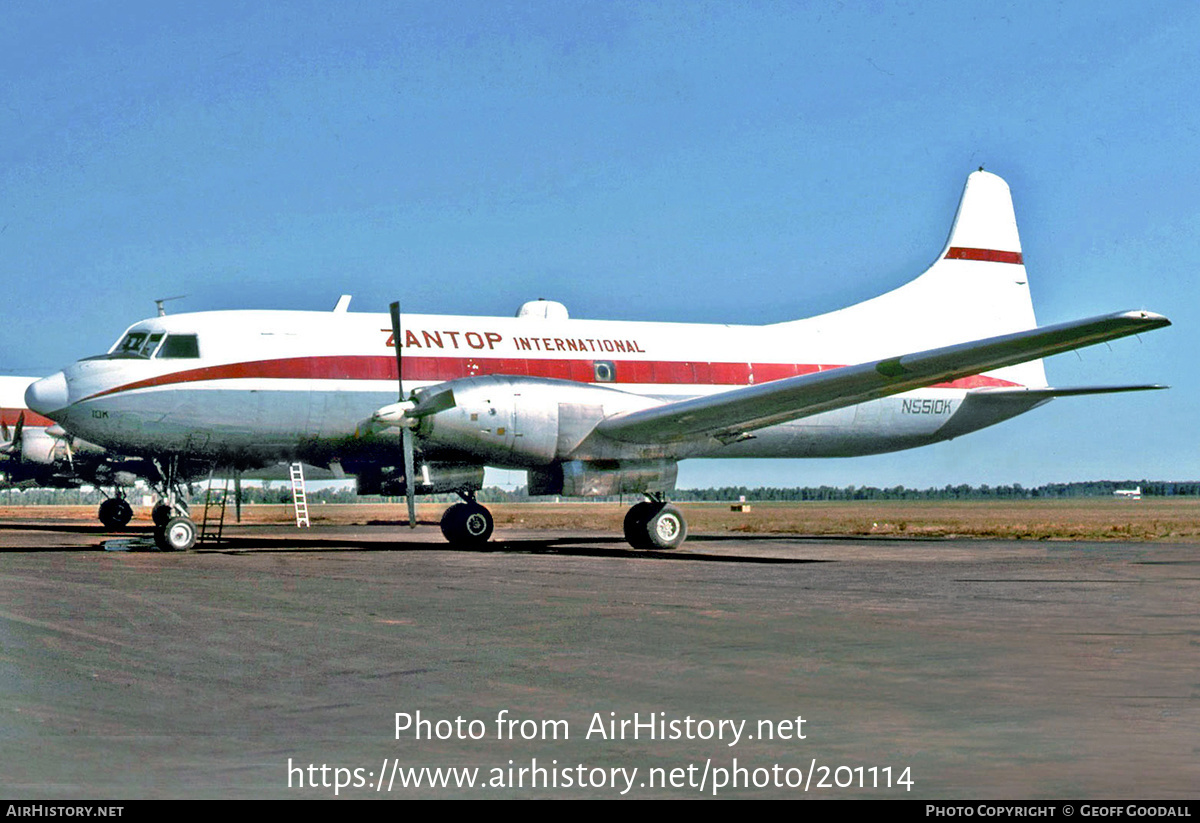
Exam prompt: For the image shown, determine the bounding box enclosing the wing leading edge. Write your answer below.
[596,310,1170,445]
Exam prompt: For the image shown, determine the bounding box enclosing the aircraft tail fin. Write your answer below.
[777,170,1050,388]
[935,168,1025,267]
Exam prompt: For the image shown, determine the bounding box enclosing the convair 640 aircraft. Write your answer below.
[26,171,1170,551]
[2,376,126,514]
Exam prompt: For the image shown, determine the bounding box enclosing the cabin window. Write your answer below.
[158,334,200,359]
[593,360,616,382]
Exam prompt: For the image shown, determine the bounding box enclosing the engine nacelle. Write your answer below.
[419,375,659,466]
[20,429,71,465]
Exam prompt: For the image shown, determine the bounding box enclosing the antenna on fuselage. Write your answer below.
[154,295,188,317]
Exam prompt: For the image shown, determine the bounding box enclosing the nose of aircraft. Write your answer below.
[25,371,70,416]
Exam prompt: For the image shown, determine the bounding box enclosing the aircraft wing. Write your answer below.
[596,310,1170,444]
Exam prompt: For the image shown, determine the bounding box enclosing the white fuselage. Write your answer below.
[31,305,1031,470]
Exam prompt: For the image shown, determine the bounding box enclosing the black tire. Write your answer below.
[623,501,659,550]
[440,502,494,546]
[440,503,466,542]
[151,503,173,528]
[154,516,197,552]
[98,498,134,530]
[624,502,687,550]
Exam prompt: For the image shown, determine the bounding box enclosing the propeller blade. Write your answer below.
[403,427,416,529]
[2,413,25,457]
[391,300,417,528]
[409,387,456,417]
[389,301,405,401]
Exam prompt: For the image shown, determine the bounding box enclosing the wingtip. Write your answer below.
[1122,309,1171,328]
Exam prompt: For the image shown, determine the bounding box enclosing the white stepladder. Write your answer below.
[290,462,310,528]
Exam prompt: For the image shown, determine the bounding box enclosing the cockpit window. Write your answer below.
[117,332,147,355]
[104,331,198,359]
[158,334,200,358]
[110,331,165,359]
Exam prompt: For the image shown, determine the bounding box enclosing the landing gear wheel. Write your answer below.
[98,498,134,529]
[645,504,687,549]
[154,516,197,552]
[151,503,173,528]
[624,502,687,550]
[623,501,659,550]
[440,502,494,546]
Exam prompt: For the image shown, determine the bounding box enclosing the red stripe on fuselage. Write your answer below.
[944,247,1024,264]
[79,355,1019,402]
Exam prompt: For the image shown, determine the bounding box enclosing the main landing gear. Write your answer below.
[435,492,687,550]
[623,494,687,550]
[97,496,134,530]
[440,491,494,547]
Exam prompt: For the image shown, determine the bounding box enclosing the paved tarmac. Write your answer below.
[1,517,1197,799]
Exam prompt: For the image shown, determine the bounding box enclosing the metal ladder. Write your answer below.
[290,463,310,528]
[199,469,230,544]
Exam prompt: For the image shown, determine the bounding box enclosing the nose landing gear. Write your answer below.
[150,456,196,551]
[155,516,198,552]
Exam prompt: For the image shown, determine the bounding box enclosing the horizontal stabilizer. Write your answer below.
[967,384,1168,398]
[597,310,1170,444]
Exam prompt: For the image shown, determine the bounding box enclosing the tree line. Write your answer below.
[4,479,1195,507]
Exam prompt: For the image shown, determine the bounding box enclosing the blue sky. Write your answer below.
[2,1,1195,489]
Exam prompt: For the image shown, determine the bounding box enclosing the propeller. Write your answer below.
[1,412,24,457]
[47,424,75,469]
[390,302,418,529]
[365,303,457,527]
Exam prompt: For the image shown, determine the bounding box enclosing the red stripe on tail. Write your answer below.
[944,247,1023,264]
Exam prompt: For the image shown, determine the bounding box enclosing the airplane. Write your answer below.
[3,374,342,528]
[2,375,179,527]
[24,170,1171,552]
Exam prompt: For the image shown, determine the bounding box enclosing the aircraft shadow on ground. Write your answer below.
[2,522,846,562]
[695,532,948,544]
[0,521,130,535]
[198,534,830,564]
